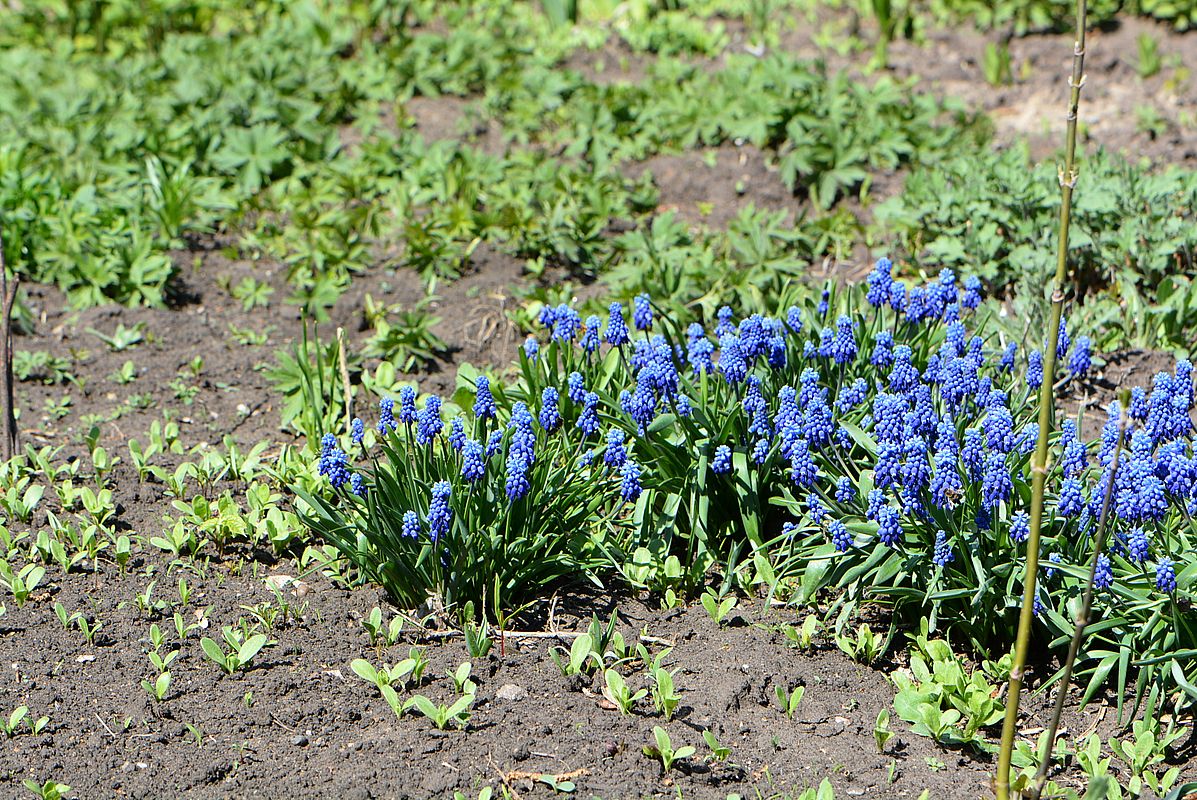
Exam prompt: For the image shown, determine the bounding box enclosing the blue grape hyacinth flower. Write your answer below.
[567,371,586,404]
[539,387,562,432]
[581,315,602,353]
[604,429,628,468]
[577,392,600,437]
[399,385,418,425]
[1157,558,1177,593]
[473,376,497,420]
[461,439,486,483]
[1027,350,1044,390]
[605,302,629,346]
[505,455,530,501]
[878,506,902,547]
[830,315,857,365]
[1094,554,1113,590]
[711,445,732,474]
[866,257,893,307]
[402,510,420,539]
[416,395,444,446]
[633,294,653,331]
[378,397,396,434]
[428,481,452,540]
[1009,511,1030,544]
[448,417,466,451]
[932,530,954,566]
[829,519,852,552]
[620,460,643,503]
[1069,336,1092,377]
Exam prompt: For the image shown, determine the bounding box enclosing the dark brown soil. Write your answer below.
[0,554,1121,800]
[17,240,524,456]
[775,14,1197,168]
[632,145,797,229]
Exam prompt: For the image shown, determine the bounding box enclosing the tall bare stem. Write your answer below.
[994,1,1089,796]
[0,220,18,462]
[1029,395,1128,799]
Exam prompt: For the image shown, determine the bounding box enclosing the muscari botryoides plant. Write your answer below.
[298,259,1196,712]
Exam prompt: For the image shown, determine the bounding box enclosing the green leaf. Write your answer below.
[200,637,228,672]
[406,695,440,720]
[237,634,268,667]
[350,658,379,686]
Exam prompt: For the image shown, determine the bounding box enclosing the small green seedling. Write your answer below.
[22,780,71,800]
[464,617,493,658]
[113,535,131,572]
[4,706,48,737]
[775,684,805,719]
[783,615,820,650]
[537,774,576,794]
[53,602,79,630]
[796,778,837,800]
[350,658,416,693]
[1137,33,1162,79]
[1110,717,1185,794]
[0,561,45,607]
[603,669,647,716]
[836,623,885,665]
[362,606,404,654]
[141,672,171,702]
[448,663,476,695]
[643,726,695,772]
[700,590,736,626]
[405,646,429,685]
[200,628,269,674]
[452,788,493,800]
[703,729,731,762]
[173,609,208,641]
[550,633,599,677]
[875,708,894,753]
[74,615,103,646]
[393,690,475,730]
[650,666,682,722]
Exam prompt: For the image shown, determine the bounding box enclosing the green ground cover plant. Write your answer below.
[875,144,1197,354]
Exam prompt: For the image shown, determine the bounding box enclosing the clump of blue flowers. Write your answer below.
[299,258,1196,704]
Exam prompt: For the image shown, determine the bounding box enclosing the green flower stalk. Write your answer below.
[994,0,1089,796]
[1029,395,1128,800]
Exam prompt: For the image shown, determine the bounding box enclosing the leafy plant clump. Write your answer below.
[924,0,1197,33]
[298,259,1197,710]
[876,144,1197,353]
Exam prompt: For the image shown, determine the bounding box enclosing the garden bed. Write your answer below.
[3,2,1197,798]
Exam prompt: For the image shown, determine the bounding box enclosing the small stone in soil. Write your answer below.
[495,683,527,701]
[292,735,309,747]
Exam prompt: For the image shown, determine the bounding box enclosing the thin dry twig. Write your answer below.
[0,220,18,461]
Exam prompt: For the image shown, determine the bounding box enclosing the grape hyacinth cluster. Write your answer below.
[306,257,1196,693]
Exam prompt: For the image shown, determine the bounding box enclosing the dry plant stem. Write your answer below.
[1030,406,1128,800]
[994,0,1088,796]
[0,222,17,462]
[336,327,353,433]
